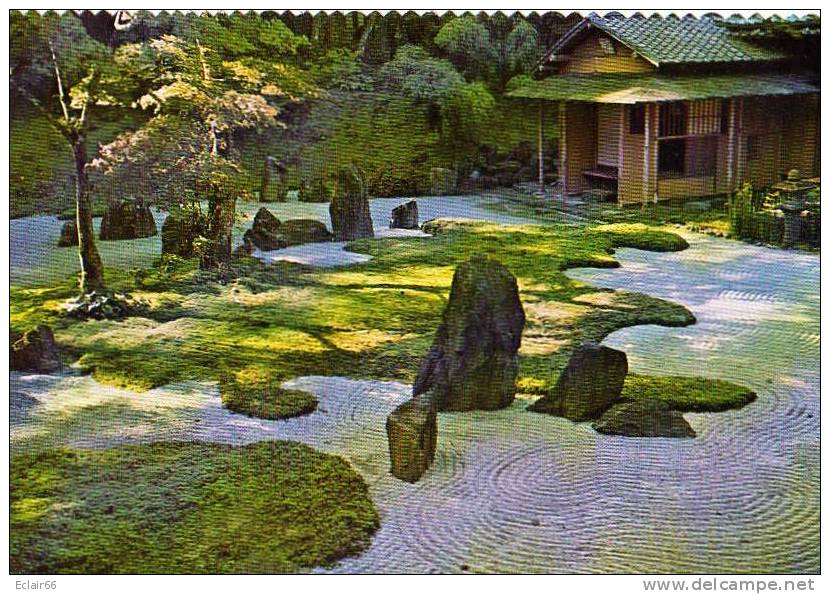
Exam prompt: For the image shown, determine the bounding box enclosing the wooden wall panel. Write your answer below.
[559,30,655,74]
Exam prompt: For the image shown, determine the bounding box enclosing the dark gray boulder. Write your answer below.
[330,166,374,241]
[11,326,61,373]
[261,156,288,202]
[528,342,628,421]
[161,208,205,258]
[244,207,286,251]
[593,399,696,438]
[390,200,419,230]
[57,220,78,247]
[413,254,525,411]
[100,198,157,241]
[386,393,437,483]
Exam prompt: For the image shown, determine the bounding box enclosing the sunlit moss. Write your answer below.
[10,442,379,573]
[12,216,696,414]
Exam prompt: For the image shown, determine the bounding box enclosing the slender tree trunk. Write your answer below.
[73,136,105,293]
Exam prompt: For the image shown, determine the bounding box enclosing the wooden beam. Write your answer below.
[538,101,544,187]
[559,101,567,196]
[642,103,651,205]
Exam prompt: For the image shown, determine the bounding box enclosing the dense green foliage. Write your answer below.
[10,441,379,573]
[10,11,558,217]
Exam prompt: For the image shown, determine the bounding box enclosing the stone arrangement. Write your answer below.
[100,197,157,241]
[243,207,333,251]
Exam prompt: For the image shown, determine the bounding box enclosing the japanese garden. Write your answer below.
[8,10,820,574]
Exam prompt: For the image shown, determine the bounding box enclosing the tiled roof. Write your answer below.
[547,13,788,66]
[508,72,818,104]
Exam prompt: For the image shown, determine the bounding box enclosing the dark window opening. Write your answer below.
[658,139,686,176]
[746,135,762,161]
[659,102,687,137]
[720,99,730,134]
[629,105,645,134]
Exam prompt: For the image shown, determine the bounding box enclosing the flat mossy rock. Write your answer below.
[390,200,419,229]
[280,219,333,244]
[529,342,628,421]
[10,442,380,573]
[593,399,696,438]
[330,166,374,241]
[413,254,525,411]
[386,393,437,483]
[100,198,157,241]
[57,220,78,247]
[11,326,61,373]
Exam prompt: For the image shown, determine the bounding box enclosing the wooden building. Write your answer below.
[509,14,820,204]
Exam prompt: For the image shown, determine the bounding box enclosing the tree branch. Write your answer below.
[47,38,70,121]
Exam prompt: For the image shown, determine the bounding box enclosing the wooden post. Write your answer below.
[537,101,544,188]
[642,103,651,207]
[726,98,737,191]
[617,105,625,206]
[559,102,567,196]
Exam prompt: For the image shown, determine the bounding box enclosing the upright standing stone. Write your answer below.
[389,200,419,229]
[413,254,525,411]
[528,342,628,421]
[329,166,374,241]
[261,156,288,202]
[57,220,79,247]
[386,393,438,483]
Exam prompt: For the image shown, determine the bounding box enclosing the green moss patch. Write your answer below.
[13,216,696,417]
[622,374,757,413]
[10,441,379,574]
[220,367,318,420]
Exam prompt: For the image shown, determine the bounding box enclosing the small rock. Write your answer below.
[593,399,696,438]
[386,393,437,483]
[528,342,628,421]
[10,326,61,373]
[390,200,419,230]
[245,207,287,251]
[57,220,78,247]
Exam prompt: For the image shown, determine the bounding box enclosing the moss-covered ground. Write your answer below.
[10,441,380,573]
[12,219,698,400]
[10,211,761,573]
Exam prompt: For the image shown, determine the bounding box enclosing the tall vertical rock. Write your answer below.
[261,156,288,202]
[413,254,525,411]
[329,166,374,241]
[386,393,437,483]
